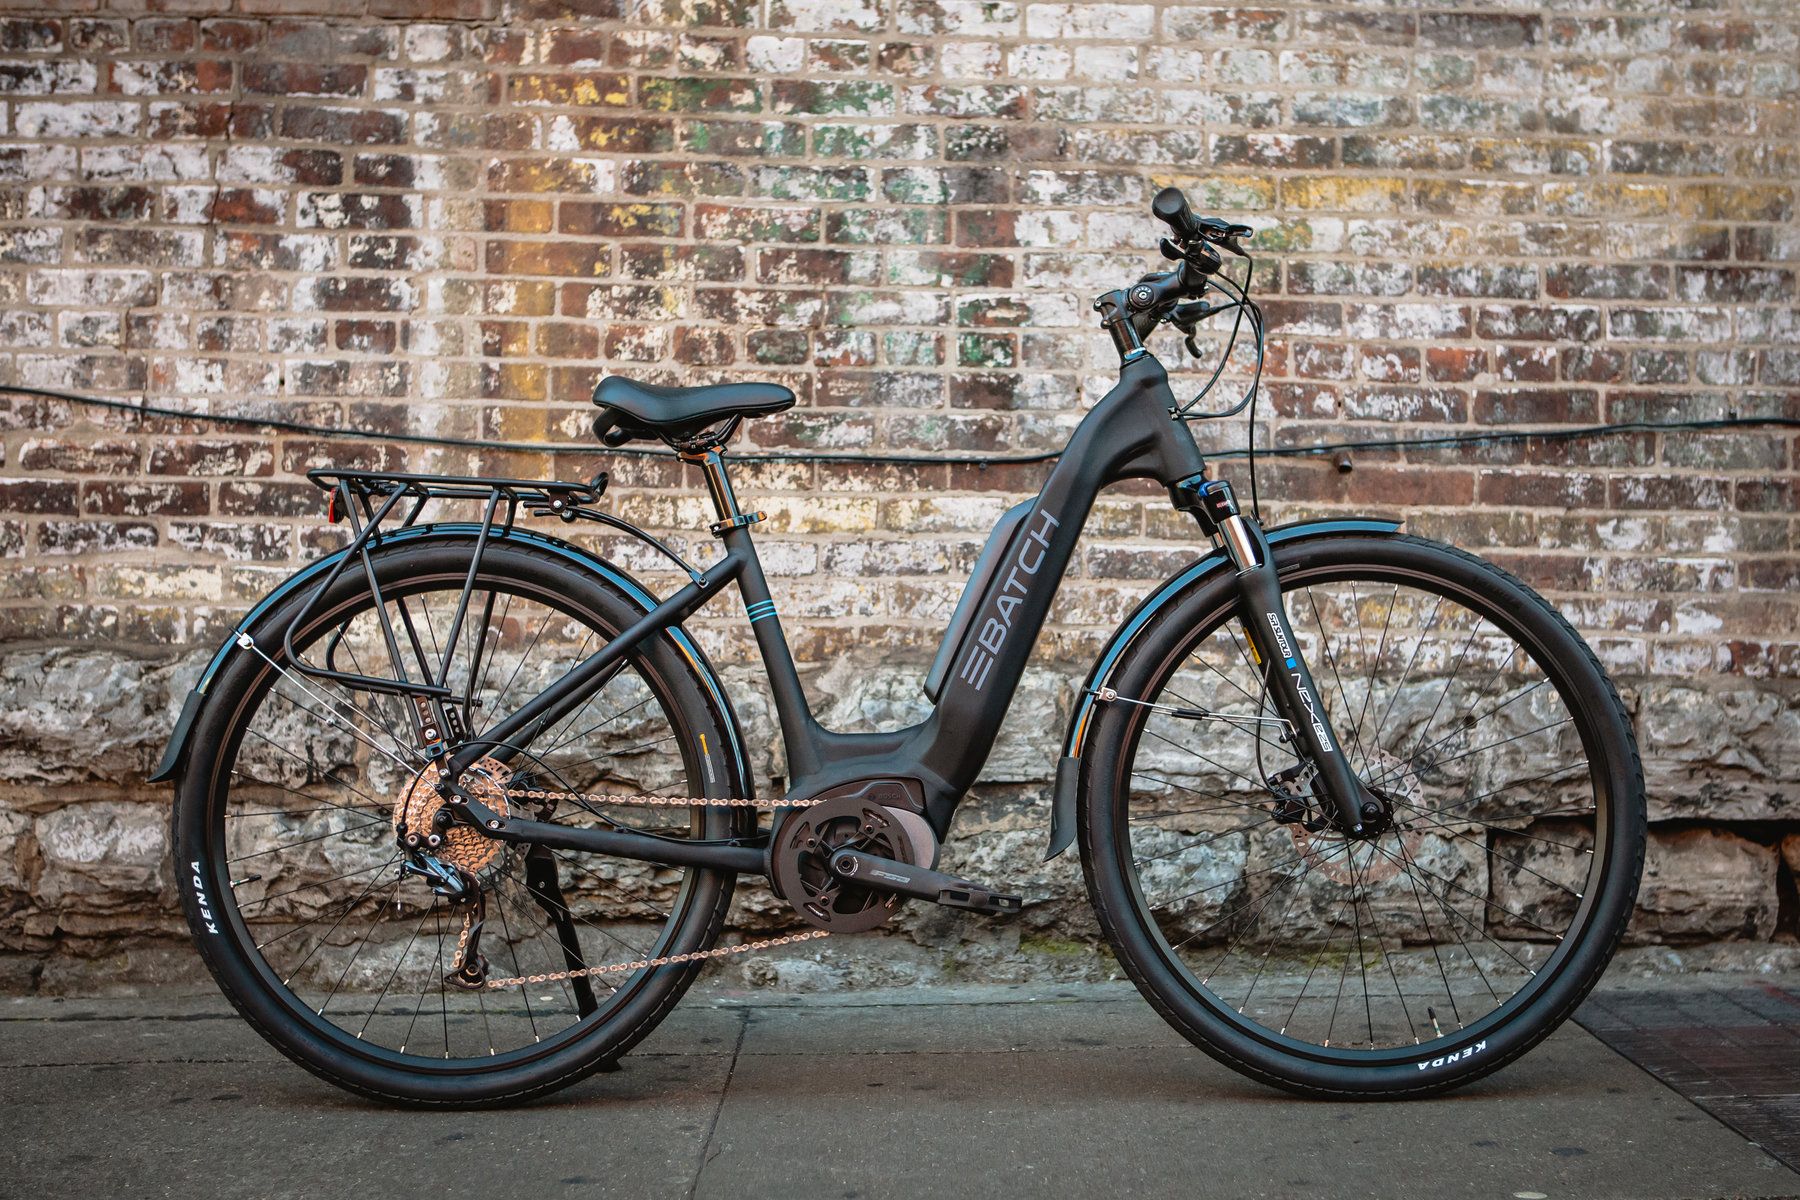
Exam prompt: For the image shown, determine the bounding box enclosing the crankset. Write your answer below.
[770,791,920,932]
[770,780,1023,930]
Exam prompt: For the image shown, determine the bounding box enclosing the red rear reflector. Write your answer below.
[326,491,340,523]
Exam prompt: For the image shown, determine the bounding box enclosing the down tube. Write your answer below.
[915,354,1207,796]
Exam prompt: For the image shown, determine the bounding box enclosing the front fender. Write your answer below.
[1043,516,1402,859]
[147,523,747,787]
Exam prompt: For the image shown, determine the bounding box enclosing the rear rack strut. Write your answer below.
[276,470,700,722]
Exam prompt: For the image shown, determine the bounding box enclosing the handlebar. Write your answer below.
[1153,186,1252,255]
[1151,186,1201,240]
[1091,186,1263,388]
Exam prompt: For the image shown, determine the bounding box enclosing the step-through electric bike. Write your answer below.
[163,188,1646,1105]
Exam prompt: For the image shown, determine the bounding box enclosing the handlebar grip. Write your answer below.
[1152,186,1200,241]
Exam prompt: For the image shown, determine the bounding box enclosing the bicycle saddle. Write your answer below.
[592,375,795,444]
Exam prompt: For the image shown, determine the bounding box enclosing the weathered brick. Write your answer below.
[15,102,139,139]
[509,71,631,107]
[279,105,405,146]
[561,201,683,239]
[242,61,366,97]
[0,8,1793,979]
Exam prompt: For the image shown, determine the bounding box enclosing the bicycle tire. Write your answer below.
[1078,534,1646,1098]
[170,537,750,1106]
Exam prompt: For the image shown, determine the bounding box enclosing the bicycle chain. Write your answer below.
[451,787,828,991]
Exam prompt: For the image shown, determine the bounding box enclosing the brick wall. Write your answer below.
[0,0,1795,987]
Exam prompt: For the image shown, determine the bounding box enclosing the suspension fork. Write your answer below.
[1171,474,1373,836]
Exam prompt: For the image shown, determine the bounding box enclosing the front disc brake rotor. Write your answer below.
[771,794,917,933]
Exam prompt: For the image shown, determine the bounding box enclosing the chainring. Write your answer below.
[770,793,920,932]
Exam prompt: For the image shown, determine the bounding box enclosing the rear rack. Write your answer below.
[278,469,701,728]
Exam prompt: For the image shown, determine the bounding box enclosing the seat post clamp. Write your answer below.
[710,511,766,537]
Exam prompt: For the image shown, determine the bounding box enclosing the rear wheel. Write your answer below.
[171,538,749,1105]
[1079,535,1645,1097]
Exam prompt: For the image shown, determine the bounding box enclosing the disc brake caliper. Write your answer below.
[1266,762,1328,831]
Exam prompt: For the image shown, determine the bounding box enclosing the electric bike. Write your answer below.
[163,188,1646,1104]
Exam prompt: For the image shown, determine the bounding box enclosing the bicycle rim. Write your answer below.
[196,563,730,1072]
[1106,552,1629,1066]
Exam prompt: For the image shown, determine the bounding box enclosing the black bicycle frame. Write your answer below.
[430,349,1373,872]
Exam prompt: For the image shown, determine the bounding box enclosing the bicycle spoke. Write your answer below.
[1116,566,1618,1064]
[318,872,405,1017]
[358,900,432,1039]
[227,817,388,865]
[1305,586,1372,776]
[204,568,720,1067]
[1395,802,1585,898]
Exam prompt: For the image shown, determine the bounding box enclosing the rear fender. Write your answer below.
[1043,517,1402,859]
[148,523,747,787]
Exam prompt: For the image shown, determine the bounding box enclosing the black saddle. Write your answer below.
[592,376,795,445]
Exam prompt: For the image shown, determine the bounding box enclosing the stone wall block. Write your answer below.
[1637,684,1798,823]
[0,647,206,788]
[1632,827,1780,942]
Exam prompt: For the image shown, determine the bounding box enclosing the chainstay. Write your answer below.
[503,786,820,810]
[448,787,828,989]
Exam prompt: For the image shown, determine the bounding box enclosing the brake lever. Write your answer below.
[1167,298,1217,360]
[1158,236,1223,275]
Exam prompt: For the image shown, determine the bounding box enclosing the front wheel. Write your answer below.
[1079,534,1645,1098]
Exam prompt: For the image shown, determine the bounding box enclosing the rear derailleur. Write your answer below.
[400,854,489,989]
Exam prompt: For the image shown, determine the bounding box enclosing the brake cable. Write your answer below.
[1167,254,1267,516]
[1172,259,1261,419]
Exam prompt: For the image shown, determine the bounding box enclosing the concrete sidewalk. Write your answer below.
[2,979,1797,1200]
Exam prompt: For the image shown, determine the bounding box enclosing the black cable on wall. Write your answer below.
[2,384,1795,470]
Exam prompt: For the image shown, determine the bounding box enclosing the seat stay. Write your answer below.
[444,548,745,777]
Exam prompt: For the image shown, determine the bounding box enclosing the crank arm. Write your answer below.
[827,849,1023,916]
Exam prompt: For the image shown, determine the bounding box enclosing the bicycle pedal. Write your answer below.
[935,885,1024,915]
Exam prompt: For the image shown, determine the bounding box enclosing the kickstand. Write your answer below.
[523,844,600,1019]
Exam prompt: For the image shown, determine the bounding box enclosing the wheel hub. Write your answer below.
[1276,750,1424,885]
[393,757,511,877]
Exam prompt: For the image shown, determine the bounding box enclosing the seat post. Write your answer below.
[685,446,765,538]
